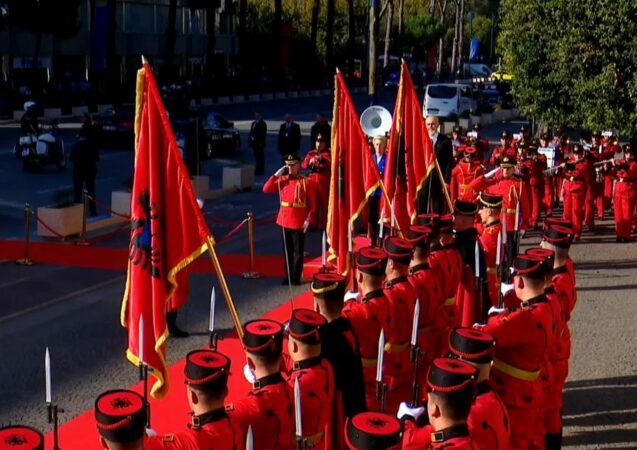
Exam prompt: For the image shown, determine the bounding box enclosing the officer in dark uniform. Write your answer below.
[230,319,295,450]
[310,113,331,148]
[94,389,147,450]
[249,112,267,176]
[0,425,44,450]
[312,273,366,420]
[70,125,100,216]
[345,412,402,450]
[286,308,335,449]
[449,327,510,450]
[146,349,243,449]
[400,357,479,449]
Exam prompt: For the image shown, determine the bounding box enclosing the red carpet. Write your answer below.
[43,291,314,449]
[0,240,285,277]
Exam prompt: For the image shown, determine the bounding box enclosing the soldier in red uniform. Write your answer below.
[450,147,485,202]
[476,255,555,450]
[470,156,531,235]
[301,133,331,230]
[586,132,607,223]
[540,225,576,450]
[451,125,466,162]
[428,214,464,355]
[538,133,556,216]
[95,389,146,450]
[602,135,621,212]
[342,247,391,411]
[400,357,479,449]
[263,154,317,285]
[286,309,335,449]
[448,328,510,450]
[490,131,514,168]
[345,412,402,449]
[407,224,442,371]
[610,146,637,242]
[470,123,490,164]
[382,236,417,414]
[230,319,295,450]
[313,273,366,450]
[559,144,590,240]
[519,141,546,228]
[0,426,45,450]
[146,350,244,450]
[477,192,503,307]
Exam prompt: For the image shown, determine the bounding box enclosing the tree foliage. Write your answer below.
[401,14,445,60]
[499,0,637,134]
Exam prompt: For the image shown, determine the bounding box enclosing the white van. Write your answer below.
[422,83,477,118]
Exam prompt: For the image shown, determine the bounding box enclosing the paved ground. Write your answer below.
[0,92,634,448]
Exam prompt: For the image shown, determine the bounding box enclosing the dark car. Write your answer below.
[93,105,136,148]
[201,111,241,158]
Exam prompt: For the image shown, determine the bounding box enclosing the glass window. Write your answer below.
[427,86,458,99]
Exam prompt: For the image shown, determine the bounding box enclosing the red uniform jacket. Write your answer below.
[146,409,244,450]
[263,174,317,229]
[550,266,577,363]
[478,220,501,307]
[229,372,295,450]
[409,262,443,351]
[403,422,478,449]
[468,382,510,450]
[451,161,485,202]
[342,289,391,410]
[470,174,531,231]
[562,157,591,193]
[613,160,637,189]
[302,149,331,184]
[429,244,464,330]
[489,145,515,167]
[481,294,554,409]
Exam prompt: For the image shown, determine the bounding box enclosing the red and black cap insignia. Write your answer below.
[311,272,346,302]
[284,154,301,165]
[406,225,433,248]
[427,357,477,393]
[356,247,388,276]
[94,389,146,444]
[499,156,517,167]
[449,328,495,364]
[185,349,230,392]
[345,412,401,450]
[288,308,326,344]
[383,236,413,263]
[526,248,555,269]
[454,200,478,216]
[415,213,440,229]
[478,192,503,209]
[512,254,548,280]
[543,224,574,249]
[243,319,284,357]
[0,426,44,450]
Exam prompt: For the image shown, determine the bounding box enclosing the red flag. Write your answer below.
[120,63,212,399]
[382,61,436,230]
[327,72,383,275]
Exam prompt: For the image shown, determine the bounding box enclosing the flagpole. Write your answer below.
[205,236,244,344]
[434,157,454,213]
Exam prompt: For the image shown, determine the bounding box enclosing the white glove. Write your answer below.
[196,198,204,210]
[145,428,157,437]
[485,167,500,179]
[500,282,514,296]
[274,166,287,177]
[397,402,425,422]
[344,291,360,302]
[303,220,310,233]
[243,363,256,384]
[488,306,507,316]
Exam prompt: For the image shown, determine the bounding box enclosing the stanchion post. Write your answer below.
[242,211,261,279]
[17,203,34,266]
[76,189,91,246]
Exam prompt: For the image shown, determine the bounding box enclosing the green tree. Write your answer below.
[401,14,445,61]
[498,0,637,133]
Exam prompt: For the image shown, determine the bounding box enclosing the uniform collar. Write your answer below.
[386,275,409,287]
[362,289,385,303]
[485,219,500,229]
[253,372,284,390]
[521,293,548,308]
[553,265,568,276]
[189,407,228,429]
[545,286,556,295]
[410,262,430,274]
[476,381,491,396]
[292,356,322,371]
[431,423,470,443]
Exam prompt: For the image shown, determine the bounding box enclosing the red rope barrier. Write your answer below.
[87,195,131,219]
[216,219,249,245]
[204,211,242,225]
[34,214,67,240]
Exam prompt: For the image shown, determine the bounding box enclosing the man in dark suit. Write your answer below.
[278,113,301,160]
[249,112,267,175]
[419,115,454,214]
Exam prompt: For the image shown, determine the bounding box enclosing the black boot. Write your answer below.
[166,312,189,338]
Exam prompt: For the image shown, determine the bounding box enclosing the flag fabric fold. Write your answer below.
[120,63,212,399]
[327,72,383,275]
[382,60,436,231]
